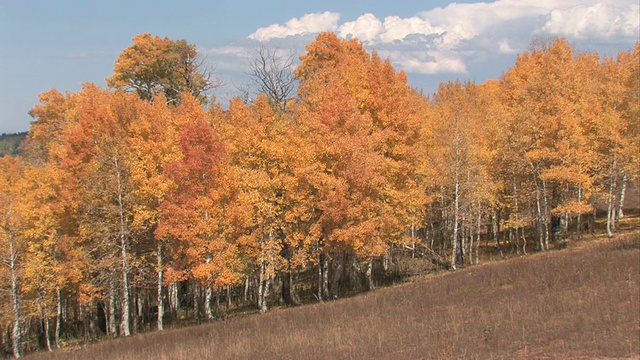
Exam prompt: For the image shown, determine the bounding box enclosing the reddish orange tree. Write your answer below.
[156,99,244,321]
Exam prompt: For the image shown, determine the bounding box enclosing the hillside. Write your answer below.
[0,132,27,157]
[25,231,640,360]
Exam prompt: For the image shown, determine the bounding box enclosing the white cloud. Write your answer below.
[379,16,443,43]
[391,50,467,75]
[338,13,383,42]
[498,39,518,54]
[207,45,247,56]
[238,0,638,85]
[542,2,639,40]
[248,11,340,41]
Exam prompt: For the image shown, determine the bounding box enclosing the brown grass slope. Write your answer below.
[26,233,640,360]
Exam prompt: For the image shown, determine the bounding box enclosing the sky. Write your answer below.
[0,0,638,134]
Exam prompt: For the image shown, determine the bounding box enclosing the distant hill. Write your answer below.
[0,132,27,157]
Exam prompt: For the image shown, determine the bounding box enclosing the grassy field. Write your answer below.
[24,228,639,360]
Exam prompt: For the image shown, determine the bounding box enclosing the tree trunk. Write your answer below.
[205,284,214,321]
[617,173,627,222]
[290,270,301,305]
[475,206,481,265]
[120,253,130,337]
[365,258,374,291]
[43,317,52,352]
[451,180,460,270]
[55,287,62,348]
[280,271,292,306]
[204,253,214,321]
[541,180,550,251]
[606,157,617,238]
[38,299,52,352]
[81,304,90,342]
[9,232,21,358]
[492,210,500,255]
[169,281,178,319]
[317,251,330,302]
[157,242,164,331]
[243,277,250,305]
[115,155,131,337]
[513,177,521,255]
[535,179,545,251]
[193,281,201,324]
[577,185,583,238]
[257,269,267,313]
[321,254,330,300]
[330,252,344,299]
[108,276,117,337]
[258,274,269,314]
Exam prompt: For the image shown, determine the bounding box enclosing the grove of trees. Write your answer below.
[0,33,637,358]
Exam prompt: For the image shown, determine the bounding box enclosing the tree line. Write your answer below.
[0,32,637,358]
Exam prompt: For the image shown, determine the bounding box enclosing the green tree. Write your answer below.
[107,33,217,104]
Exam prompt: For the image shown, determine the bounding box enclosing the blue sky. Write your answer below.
[1,0,638,134]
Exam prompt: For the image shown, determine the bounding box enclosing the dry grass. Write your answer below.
[25,232,640,360]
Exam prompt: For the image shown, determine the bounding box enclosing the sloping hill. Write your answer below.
[26,232,640,360]
[0,132,27,157]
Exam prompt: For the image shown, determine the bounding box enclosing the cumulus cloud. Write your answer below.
[498,39,518,55]
[248,11,340,41]
[542,2,639,40]
[384,49,467,75]
[235,0,638,89]
[338,13,383,42]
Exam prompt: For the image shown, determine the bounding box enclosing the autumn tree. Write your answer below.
[501,38,597,248]
[294,32,429,293]
[156,96,245,321]
[0,156,25,358]
[587,43,640,237]
[44,84,148,337]
[127,93,183,330]
[107,33,218,104]
[429,81,493,268]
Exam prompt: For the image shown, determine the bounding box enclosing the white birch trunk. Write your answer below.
[169,281,178,318]
[513,177,521,255]
[451,177,459,270]
[541,180,550,251]
[119,237,130,337]
[321,255,329,299]
[535,178,545,251]
[243,277,250,305]
[157,242,163,331]
[115,155,131,337]
[451,126,460,270]
[317,254,323,302]
[205,285,213,321]
[365,258,374,291]
[606,157,617,238]
[577,185,583,238]
[9,232,21,358]
[108,276,117,337]
[43,317,52,352]
[617,174,627,221]
[55,286,61,348]
[475,204,481,265]
[204,254,214,321]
